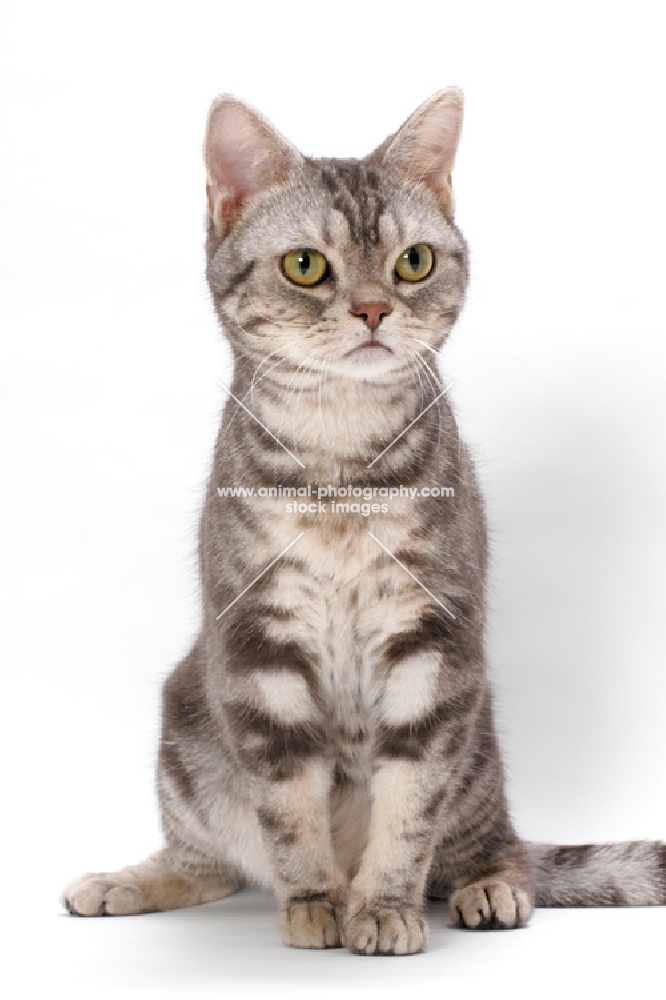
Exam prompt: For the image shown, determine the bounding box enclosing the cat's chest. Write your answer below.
[255,516,436,774]
[293,529,426,735]
[313,584,378,786]
[318,584,370,726]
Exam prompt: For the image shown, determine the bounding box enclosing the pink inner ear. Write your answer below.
[205,99,301,224]
[416,101,462,184]
[206,103,271,205]
[382,90,464,213]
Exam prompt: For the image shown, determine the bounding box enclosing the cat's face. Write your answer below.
[204,92,467,387]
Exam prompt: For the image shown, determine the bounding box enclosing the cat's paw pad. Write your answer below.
[61,873,148,917]
[342,904,429,955]
[278,899,342,949]
[450,879,532,930]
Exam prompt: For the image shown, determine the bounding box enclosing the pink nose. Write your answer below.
[351,301,392,332]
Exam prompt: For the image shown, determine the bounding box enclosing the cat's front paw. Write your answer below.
[278,898,343,949]
[61,873,149,916]
[450,879,533,930]
[342,903,429,956]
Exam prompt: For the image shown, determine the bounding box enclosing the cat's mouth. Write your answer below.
[345,339,393,357]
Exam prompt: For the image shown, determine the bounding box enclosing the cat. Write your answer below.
[60,89,666,955]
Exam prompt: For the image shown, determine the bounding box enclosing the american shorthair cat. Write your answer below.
[61,90,666,954]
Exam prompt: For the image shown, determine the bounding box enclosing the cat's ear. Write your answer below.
[373,88,464,219]
[204,96,303,231]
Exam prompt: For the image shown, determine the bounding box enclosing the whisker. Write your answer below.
[273,355,313,470]
[291,353,320,463]
[408,340,445,391]
[249,345,305,408]
[412,351,444,452]
[406,350,426,412]
[411,335,498,455]
[318,351,332,440]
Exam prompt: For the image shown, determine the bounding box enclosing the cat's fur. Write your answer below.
[61,90,666,954]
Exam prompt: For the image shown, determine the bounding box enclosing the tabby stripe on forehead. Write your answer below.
[320,161,385,246]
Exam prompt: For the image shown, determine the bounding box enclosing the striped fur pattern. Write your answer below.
[61,91,666,953]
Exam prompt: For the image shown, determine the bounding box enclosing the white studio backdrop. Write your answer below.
[2,0,665,993]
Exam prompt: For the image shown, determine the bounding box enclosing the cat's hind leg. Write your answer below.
[60,849,244,916]
[426,709,537,930]
[431,826,535,930]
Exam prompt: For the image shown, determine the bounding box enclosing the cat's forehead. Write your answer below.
[244,156,453,257]
[314,159,389,248]
[313,157,449,246]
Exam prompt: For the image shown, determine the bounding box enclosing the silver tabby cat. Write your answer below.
[61,90,665,955]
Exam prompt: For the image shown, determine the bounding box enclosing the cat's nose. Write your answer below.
[351,301,392,332]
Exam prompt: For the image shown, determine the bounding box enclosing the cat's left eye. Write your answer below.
[395,244,434,282]
[282,249,329,287]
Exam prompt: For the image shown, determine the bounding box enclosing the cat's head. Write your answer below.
[204,91,467,387]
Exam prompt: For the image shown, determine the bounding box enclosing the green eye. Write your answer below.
[395,244,434,282]
[282,249,328,286]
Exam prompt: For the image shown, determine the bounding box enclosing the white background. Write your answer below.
[2,0,665,995]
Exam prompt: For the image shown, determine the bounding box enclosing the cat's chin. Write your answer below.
[346,350,393,369]
[335,344,407,382]
[337,362,407,384]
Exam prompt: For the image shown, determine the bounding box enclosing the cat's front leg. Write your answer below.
[342,759,438,955]
[254,758,348,949]
[223,666,347,949]
[342,648,481,956]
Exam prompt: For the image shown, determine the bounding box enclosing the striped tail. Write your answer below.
[529,840,666,907]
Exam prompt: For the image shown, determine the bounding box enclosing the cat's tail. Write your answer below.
[528,840,666,906]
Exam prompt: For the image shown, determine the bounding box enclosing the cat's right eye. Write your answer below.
[282,249,329,287]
